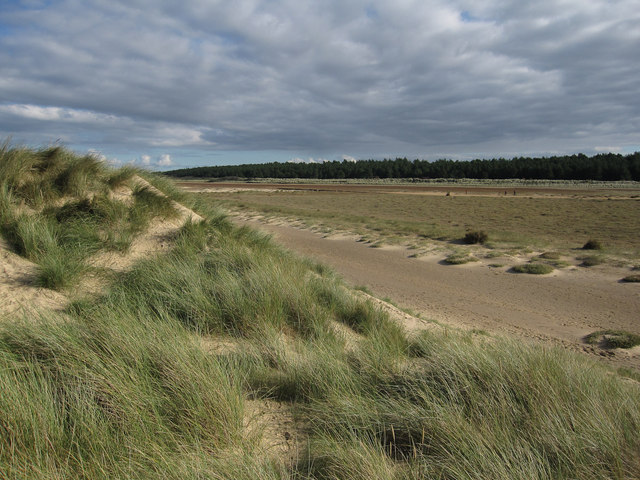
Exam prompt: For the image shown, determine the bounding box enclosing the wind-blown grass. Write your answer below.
[291,331,640,479]
[1,141,639,479]
[0,143,179,288]
[0,310,249,479]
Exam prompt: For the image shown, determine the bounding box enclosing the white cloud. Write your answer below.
[0,104,118,124]
[140,154,152,165]
[594,146,622,153]
[157,154,173,166]
[342,155,357,163]
[289,157,318,163]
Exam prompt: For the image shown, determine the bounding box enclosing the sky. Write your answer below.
[1,0,639,170]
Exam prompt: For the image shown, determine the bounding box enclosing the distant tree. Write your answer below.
[165,152,640,181]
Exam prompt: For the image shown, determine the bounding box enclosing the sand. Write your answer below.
[238,216,640,370]
[0,238,68,317]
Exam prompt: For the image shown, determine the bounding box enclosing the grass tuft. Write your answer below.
[444,252,478,265]
[585,330,640,349]
[583,238,604,250]
[463,230,488,244]
[512,262,554,274]
[581,255,605,267]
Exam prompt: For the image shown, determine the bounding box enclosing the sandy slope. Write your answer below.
[0,238,68,317]
[0,176,202,316]
[239,217,640,369]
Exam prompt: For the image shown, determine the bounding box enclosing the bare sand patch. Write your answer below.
[237,216,640,370]
[0,239,68,317]
[244,398,306,466]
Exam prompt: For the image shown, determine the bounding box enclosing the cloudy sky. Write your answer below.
[1,0,639,169]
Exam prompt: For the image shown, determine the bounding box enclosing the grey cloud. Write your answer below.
[0,0,638,163]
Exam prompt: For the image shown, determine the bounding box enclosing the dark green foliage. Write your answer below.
[166,151,640,181]
[463,230,488,244]
[583,239,604,250]
[585,330,640,349]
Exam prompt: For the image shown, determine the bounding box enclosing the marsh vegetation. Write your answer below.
[207,187,640,261]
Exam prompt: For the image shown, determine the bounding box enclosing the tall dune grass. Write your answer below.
[0,143,178,289]
[1,142,639,479]
[293,331,640,479]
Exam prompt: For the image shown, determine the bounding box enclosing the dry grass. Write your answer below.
[209,190,640,257]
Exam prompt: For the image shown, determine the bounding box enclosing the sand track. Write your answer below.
[238,217,640,369]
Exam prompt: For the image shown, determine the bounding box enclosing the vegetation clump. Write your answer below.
[583,238,604,250]
[0,142,178,289]
[621,274,640,282]
[512,263,554,274]
[585,330,640,349]
[581,255,605,267]
[463,230,488,244]
[444,252,478,264]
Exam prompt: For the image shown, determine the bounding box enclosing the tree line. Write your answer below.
[165,152,640,181]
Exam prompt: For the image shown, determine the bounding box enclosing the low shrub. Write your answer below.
[581,255,604,267]
[512,263,554,275]
[584,330,640,349]
[622,274,640,283]
[583,239,603,250]
[463,230,488,244]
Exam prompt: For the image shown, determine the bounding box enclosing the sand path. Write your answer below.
[239,217,640,366]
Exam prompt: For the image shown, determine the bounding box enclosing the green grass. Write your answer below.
[2,142,640,478]
[444,252,478,265]
[585,330,640,349]
[281,330,640,479]
[512,263,555,274]
[0,144,180,289]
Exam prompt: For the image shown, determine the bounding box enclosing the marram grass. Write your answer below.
[1,141,639,479]
[0,143,178,289]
